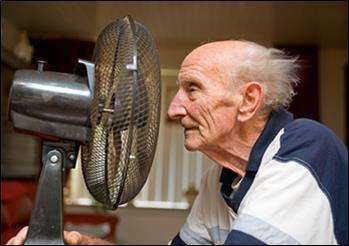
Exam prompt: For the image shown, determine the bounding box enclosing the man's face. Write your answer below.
[167,47,240,151]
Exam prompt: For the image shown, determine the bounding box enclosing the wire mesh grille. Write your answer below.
[81,16,161,209]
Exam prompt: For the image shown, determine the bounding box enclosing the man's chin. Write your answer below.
[184,141,200,151]
[183,130,202,150]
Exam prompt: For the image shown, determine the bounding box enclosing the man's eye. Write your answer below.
[188,83,198,92]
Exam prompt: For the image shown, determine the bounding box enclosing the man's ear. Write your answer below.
[237,81,264,122]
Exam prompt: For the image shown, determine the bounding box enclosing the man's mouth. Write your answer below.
[181,120,198,133]
[184,127,197,133]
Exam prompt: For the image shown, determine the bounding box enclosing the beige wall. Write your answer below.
[115,206,189,244]
[319,48,347,143]
[65,205,189,245]
[1,17,20,52]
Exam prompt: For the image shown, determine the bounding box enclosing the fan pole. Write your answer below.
[24,141,78,245]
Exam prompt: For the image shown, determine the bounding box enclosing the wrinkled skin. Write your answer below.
[168,41,267,176]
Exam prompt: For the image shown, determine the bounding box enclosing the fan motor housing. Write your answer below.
[9,69,92,142]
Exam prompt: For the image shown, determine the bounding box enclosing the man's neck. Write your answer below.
[202,114,268,177]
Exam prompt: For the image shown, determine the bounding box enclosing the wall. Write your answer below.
[319,48,347,143]
[65,204,189,245]
[1,17,42,179]
[115,206,189,245]
[1,17,20,52]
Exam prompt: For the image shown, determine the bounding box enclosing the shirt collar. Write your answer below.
[219,108,294,207]
[246,108,294,172]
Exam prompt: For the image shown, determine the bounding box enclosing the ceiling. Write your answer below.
[1,1,348,49]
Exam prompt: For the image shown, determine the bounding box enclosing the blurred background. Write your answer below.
[1,1,347,244]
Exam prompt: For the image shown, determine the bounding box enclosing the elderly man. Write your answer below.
[7,40,348,245]
[167,40,347,245]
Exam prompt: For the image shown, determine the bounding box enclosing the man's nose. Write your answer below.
[167,91,186,120]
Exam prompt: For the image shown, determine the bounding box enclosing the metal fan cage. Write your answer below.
[81,16,161,209]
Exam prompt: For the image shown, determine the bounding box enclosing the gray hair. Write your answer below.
[229,40,300,113]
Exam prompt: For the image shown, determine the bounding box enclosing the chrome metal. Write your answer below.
[9,69,92,142]
[50,154,58,163]
[126,16,138,72]
[102,108,114,113]
[68,153,75,160]
[78,59,95,97]
[37,60,47,72]
[126,55,137,71]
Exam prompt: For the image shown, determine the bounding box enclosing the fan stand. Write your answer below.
[24,141,79,245]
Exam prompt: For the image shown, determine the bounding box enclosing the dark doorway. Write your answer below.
[275,45,319,121]
[30,38,95,73]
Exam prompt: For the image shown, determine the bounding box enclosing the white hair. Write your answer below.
[229,40,300,113]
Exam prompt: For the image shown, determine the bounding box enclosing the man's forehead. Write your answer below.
[187,40,243,58]
[180,40,245,69]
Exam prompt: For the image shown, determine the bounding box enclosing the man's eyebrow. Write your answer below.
[177,80,193,87]
[177,75,200,86]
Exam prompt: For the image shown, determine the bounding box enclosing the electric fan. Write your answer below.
[8,16,161,244]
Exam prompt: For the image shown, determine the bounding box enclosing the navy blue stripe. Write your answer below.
[224,230,266,245]
[171,233,187,245]
[275,118,348,245]
[246,108,294,172]
[220,167,237,206]
[220,108,294,213]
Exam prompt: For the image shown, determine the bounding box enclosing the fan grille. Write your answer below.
[81,16,161,209]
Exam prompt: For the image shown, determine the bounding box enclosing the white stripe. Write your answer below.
[238,129,337,244]
[180,222,211,245]
[167,126,177,202]
[207,226,229,244]
[232,213,300,245]
[195,152,203,188]
[154,121,165,201]
[181,148,190,192]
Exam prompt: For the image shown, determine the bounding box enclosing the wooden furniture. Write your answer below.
[1,180,119,244]
[64,212,119,243]
[1,180,37,244]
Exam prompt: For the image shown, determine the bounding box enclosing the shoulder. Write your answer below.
[283,118,345,147]
[282,118,343,146]
[275,118,347,167]
[230,118,347,245]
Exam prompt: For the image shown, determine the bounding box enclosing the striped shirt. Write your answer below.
[171,108,348,245]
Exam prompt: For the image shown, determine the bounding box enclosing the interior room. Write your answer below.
[1,1,347,244]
